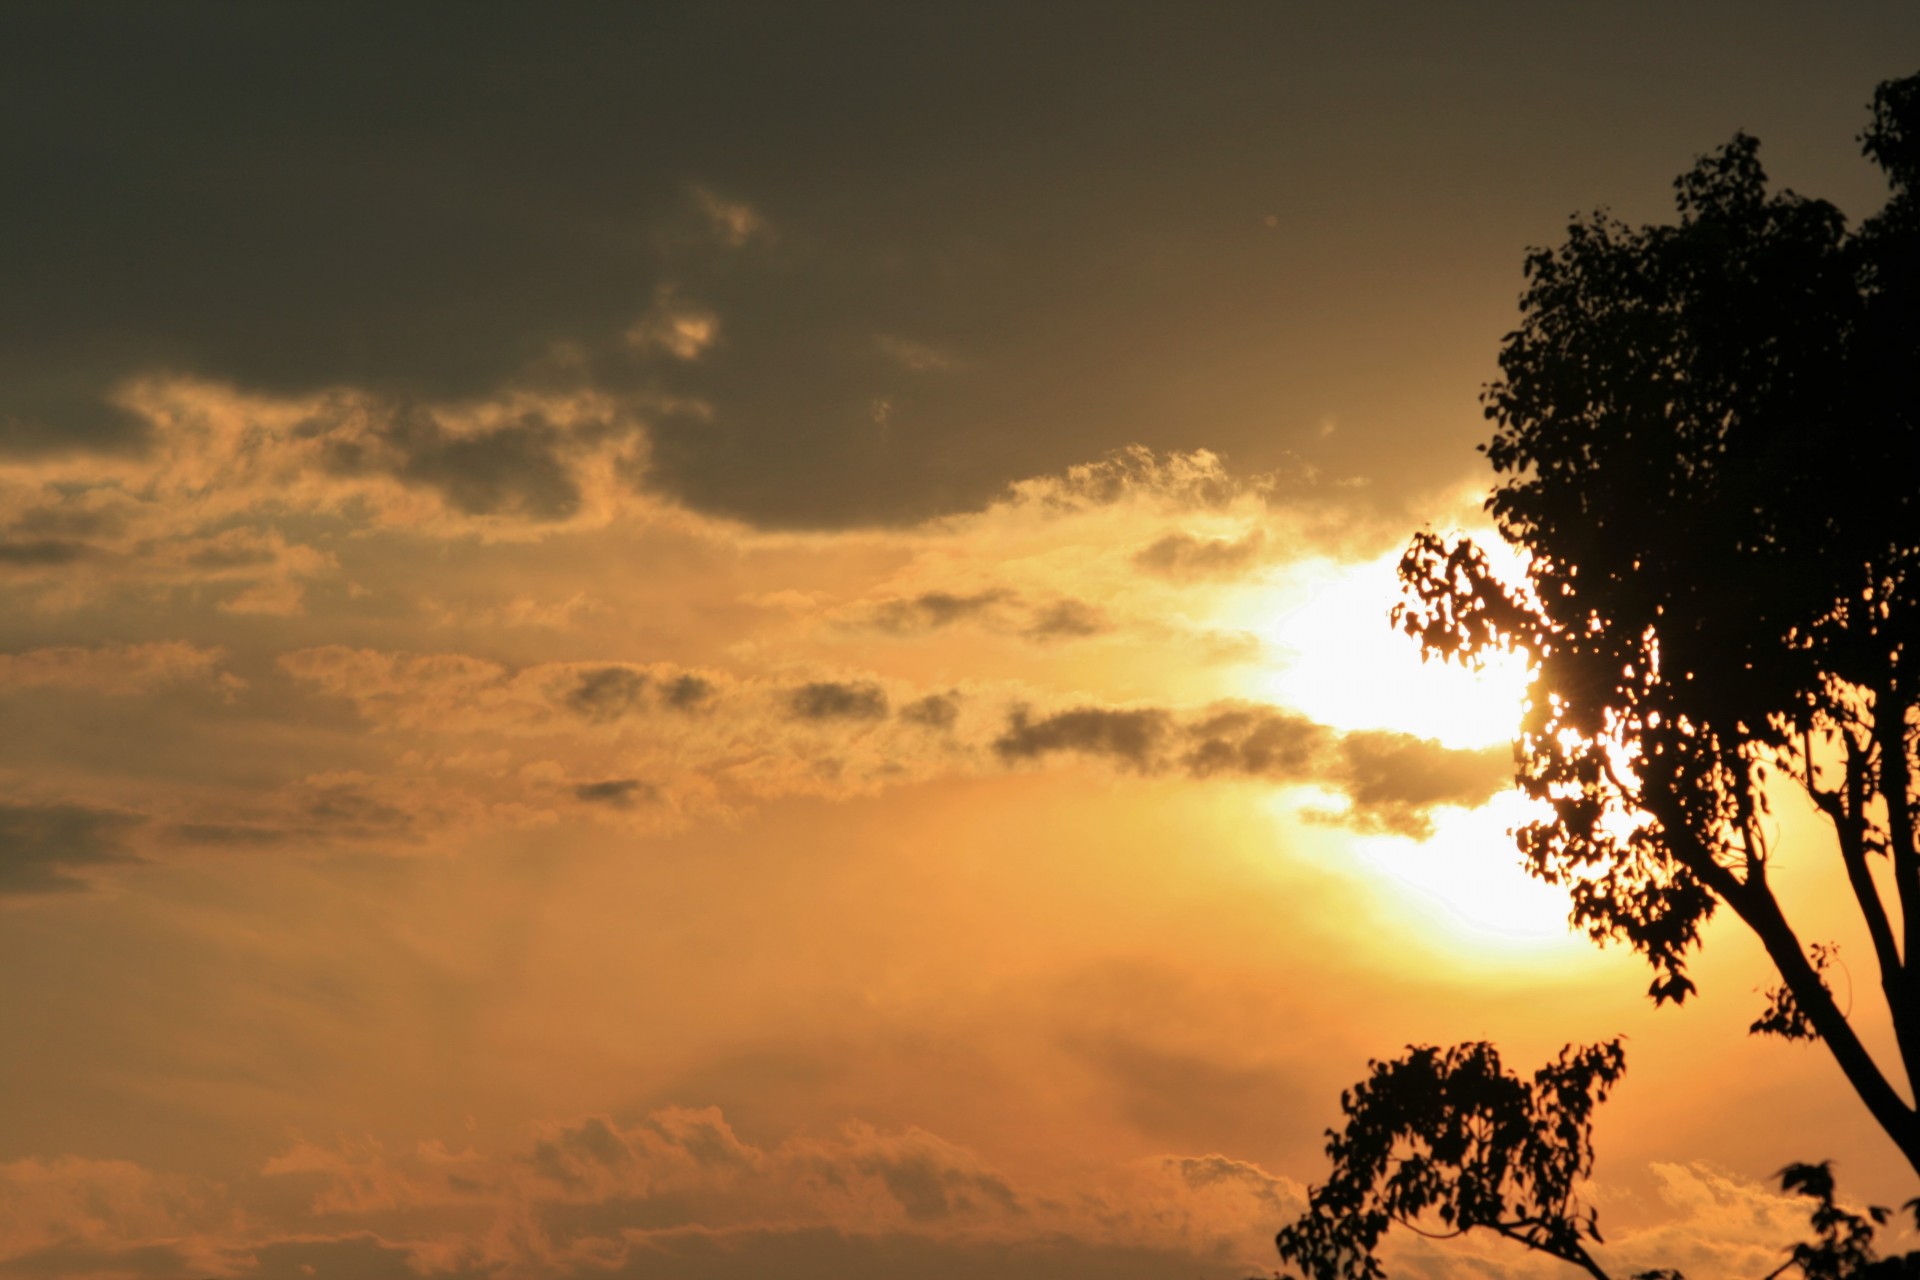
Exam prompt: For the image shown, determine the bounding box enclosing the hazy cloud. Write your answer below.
[0,539,90,567]
[855,589,1109,645]
[627,288,721,361]
[1022,599,1107,640]
[875,335,959,374]
[0,803,141,894]
[865,590,1009,635]
[0,1155,222,1274]
[899,694,960,730]
[1133,530,1270,580]
[690,186,767,248]
[0,643,230,696]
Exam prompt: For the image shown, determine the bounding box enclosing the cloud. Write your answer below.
[900,694,960,729]
[0,539,90,566]
[875,336,959,374]
[565,667,652,723]
[689,186,767,248]
[852,589,1109,645]
[572,779,659,808]
[789,681,890,721]
[997,702,1506,837]
[0,379,681,613]
[245,1106,1299,1277]
[1132,530,1270,580]
[156,769,554,861]
[865,590,1009,635]
[996,708,1171,771]
[1000,447,1266,516]
[660,675,716,710]
[1590,1162,1835,1280]
[273,633,1508,847]
[0,803,142,895]
[1181,706,1330,778]
[1022,599,1107,640]
[376,409,585,521]
[0,1129,1839,1280]
[627,288,721,361]
[0,1156,220,1264]
[1330,733,1512,838]
[0,643,230,696]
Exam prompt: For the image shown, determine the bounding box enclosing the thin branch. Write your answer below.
[1808,730,1903,1008]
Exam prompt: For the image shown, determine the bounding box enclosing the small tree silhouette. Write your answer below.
[1279,71,1920,1279]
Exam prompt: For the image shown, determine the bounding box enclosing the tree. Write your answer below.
[1277,72,1920,1279]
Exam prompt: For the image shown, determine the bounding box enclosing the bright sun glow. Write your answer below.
[1231,547,1580,947]
[1351,792,1579,949]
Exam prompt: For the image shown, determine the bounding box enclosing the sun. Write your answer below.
[1223,547,1580,946]
[1228,548,1531,748]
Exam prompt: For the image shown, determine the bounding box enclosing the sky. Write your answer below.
[3,6,1919,1279]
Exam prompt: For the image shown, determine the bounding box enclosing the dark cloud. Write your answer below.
[660,673,715,710]
[789,681,889,721]
[299,783,415,840]
[996,702,1509,835]
[566,667,651,722]
[0,539,90,566]
[562,668,713,721]
[1332,732,1511,838]
[320,402,592,522]
[168,822,299,847]
[634,1111,757,1173]
[860,592,1107,644]
[392,418,582,522]
[573,778,659,808]
[0,802,141,895]
[0,1241,199,1279]
[1132,530,1269,580]
[1181,707,1329,779]
[994,708,1170,771]
[1021,599,1107,641]
[7,504,123,540]
[184,541,278,570]
[900,693,960,729]
[530,1116,636,1186]
[867,590,1008,635]
[841,1151,1021,1224]
[10,7,1897,526]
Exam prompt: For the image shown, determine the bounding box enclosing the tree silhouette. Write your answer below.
[1278,72,1920,1279]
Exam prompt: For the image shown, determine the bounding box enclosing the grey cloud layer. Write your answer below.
[16,8,1889,527]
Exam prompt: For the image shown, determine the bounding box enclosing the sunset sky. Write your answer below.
[5,7,1920,1279]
